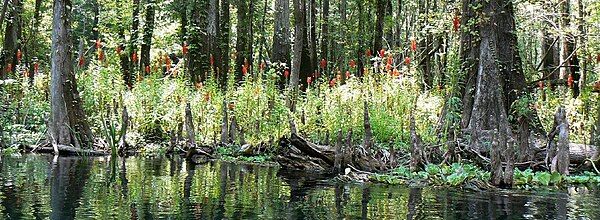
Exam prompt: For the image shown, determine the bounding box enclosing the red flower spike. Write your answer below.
[366,49,372,57]
[95,39,102,49]
[116,45,122,55]
[210,54,215,66]
[6,64,12,72]
[329,78,336,87]
[349,59,356,68]
[404,57,411,65]
[33,62,39,75]
[242,65,248,76]
[567,74,574,88]
[16,49,22,62]
[78,56,85,67]
[320,59,327,69]
[145,65,151,74]
[538,81,544,90]
[204,92,211,102]
[345,71,351,79]
[392,68,400,77]
[379,49,386,58]
[182,42,189,55]
[307,77,312,85]
[260,61,266,71]
[284,69,290,78]
[387,56,393,65]
[98,49,105,61]
[166,57,172,72]
[132,52,138,63]
[386,63,392,71]
[453,16,461,32]
[410,39,417,52]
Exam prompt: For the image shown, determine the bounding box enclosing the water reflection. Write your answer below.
[0,155,599,219]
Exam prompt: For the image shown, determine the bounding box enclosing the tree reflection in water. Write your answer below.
[0,155,598,219]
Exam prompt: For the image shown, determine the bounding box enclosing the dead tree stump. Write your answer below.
[547,106,570,175]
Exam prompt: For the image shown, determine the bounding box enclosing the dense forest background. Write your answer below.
[1,0,600,186]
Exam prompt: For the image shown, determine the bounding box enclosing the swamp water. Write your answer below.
[0,155,599,219]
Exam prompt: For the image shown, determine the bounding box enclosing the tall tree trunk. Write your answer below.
[50,0,93,150]
[309,0,317,76]
[218,0,230,87]
[207,0,219,77]
[139,0,155,74]
[188,0,209,83]
[272,0,291,88]
[235,0,252,82]
[1,0,22,78]
[320,0,329,65]
[460,0,537,186]
[373,0,385,53]
[559,0,573,80]
[128,0,141,84]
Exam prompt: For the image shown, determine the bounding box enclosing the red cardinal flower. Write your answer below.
[132,52,138,63]
[165,56,172,72]
[33,62,39,75]
[307,77,312,85]
[386,63,392,71]
[329,78,337,87]
[204,92,211,102]
[95,39,102,49]
[404,57,411,65]
[349,59,356,68]
[568,74,574,88]
[210,54,215,66]
[116,45,122,55]
[453,16,461,32]
[16,49,22,62]
[345,71,351,79]
[366,49,372,57]
[6,63,12,72]
[387,56,393,65]
[379,49,386,58]
[145,65,151,74]
[320,59,327,69]
[410,38,417,52]
[98,48,105,61]
[392,68,400,76]
[538,81,544,90]
[284,69,290,78]
[78,56,85,67]
[182,42,189,55]
[260,61,266,71]
[242,65,248,76]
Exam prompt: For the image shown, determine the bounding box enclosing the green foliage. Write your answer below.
[372,163,490,186]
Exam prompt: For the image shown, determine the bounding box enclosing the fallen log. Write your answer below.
[24,144,108,156]
[288,133,334,165]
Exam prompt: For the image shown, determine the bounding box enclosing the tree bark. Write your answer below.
[559,0,574,80]
[1,0,22,78]
[373,0,385,53]
[139,0,155,74]
[128,0,141,83]
[218,0,230,87]
[319,0,329,66]
[234,0,253,82]
[188,0,209,83]
[272,0,291,88]
[50,0,93,150]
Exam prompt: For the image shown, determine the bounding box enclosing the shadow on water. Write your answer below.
[1,155,600,219]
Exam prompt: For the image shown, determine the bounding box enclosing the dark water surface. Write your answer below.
[0,155,598,219]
